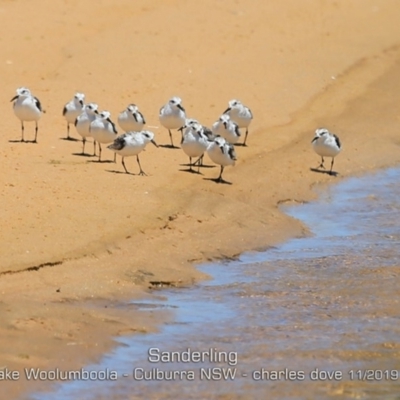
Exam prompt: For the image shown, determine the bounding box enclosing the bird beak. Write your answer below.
[79,100,84,106]
[94,109,99,114]
[223,107,231,114]
[151,140,159,148]
[311,136,318,143]
[177,104,185,112]
[10,95,18,102]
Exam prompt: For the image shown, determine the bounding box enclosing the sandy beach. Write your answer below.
[2,0,400,398]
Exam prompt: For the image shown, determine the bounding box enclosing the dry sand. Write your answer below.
[1,0,400,398]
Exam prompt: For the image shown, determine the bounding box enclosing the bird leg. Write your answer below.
[21,121,25,142]
[193,155,204,166]
[168,130,174,148]
[121,157,129,174]
[93,140,97,156]
[318,156,325,169]
[98,143,102,162]
[216,166,224,182]
[82,138,86,154]
[243,128,249,146]
[188,157,194,172]
[34,121,38,143]
[329,158,335,175]
[136,155,147,176]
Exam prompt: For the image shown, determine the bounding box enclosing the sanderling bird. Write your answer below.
[89,110,118,162]
[107,131,158,175]
[207,136,237,183]
[74,103,99,155]
[62,92,85,140]
[179,118,214,141]
[311,128,341,175]
[212,114,241,144]
[179,118,214,166]
[118,104,146,132]
[181,121,209,172]
[10,87,42,143]
[159,96,186,148]
[223,99,253,146]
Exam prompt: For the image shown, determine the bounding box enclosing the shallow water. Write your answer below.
[32,168,400,400]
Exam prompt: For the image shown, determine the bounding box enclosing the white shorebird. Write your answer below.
[74,103,99,155]
[181,121,209,172]
[118,104,146,132]
[212,114,241,144]
[179,118,214,141]
[207,136,237,183]
[107,131,158,175]
[159,96,186,148]
[62,92,85,140]
[89,111,118,162]
[311,128,341,175]
[223,99,253,146]
[10,87,42,143]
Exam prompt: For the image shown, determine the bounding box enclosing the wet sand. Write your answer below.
[2,1,400,398]
[31,167,400,400]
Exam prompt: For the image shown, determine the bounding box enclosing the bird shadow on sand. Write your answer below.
[198,164,216,169]
[105,169,135,175]
[87,159,115,164]
[203,177,233,185]
[159,144,181,150]
[72,152,96,157]
[180,163,216,169]
[60,137,80,142]
[179,167,203,175]
[9,139,37,144]
[310,167,339,177]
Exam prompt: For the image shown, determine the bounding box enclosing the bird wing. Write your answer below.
[110,135,126,150]
[203,126,214,139]
[227,144,237,161]
[107,118,118,134]
[234,123,241,137]
[34,97,42,112]
[333,134,341,149]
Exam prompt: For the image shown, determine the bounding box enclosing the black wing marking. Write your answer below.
[111,135,126,150]
[247,107,253,118]
[333,134,341,149]
[138,111,146,124]
[107,118,118,134]
[62,105,68,116]
[234,123,241,137]
[227,144,237,161]
[34,97,42,112]
[203,126,213,139]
